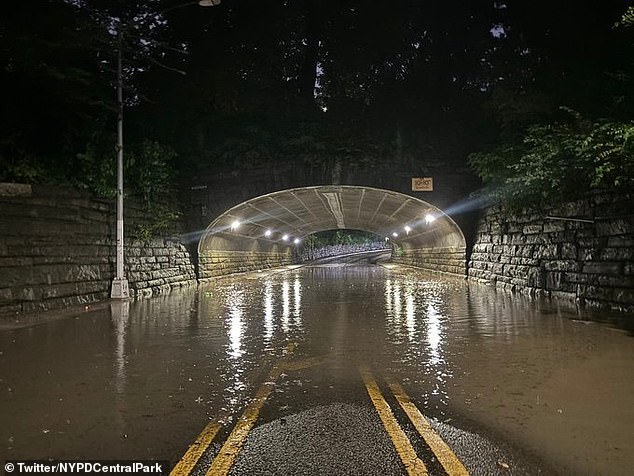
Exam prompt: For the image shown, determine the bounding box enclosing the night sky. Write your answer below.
[1,0,632,198]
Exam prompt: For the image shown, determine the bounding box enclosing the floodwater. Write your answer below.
[0,264,633,475]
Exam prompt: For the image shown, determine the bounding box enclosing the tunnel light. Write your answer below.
[425,214,436,224]
[385,237,390,242]
[404,225,411,235]
[230,220,241,231]
[392,232,398,238]
[282,234,289,241]
[294,238,301,245]
[264,229,272,238]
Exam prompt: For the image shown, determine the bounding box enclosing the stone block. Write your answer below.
[581,285,633,304]
[561,243,577,259]
[523,224,543,235]
[535,244,558,260]
[614,288,634,304]
[543,221,567,233]
[525,234,547,245]
[519,257,539,266]
[596,219,634,237]
[600,248,633,261]
[0,287,13,302]
[578,247,598,261]
[607,236,634,247]
[507,223,522,233]
[544,260,579,272]
[596,275,634,288]
[545,271,564,290]
[526,266,543,287]
[582,261,622,275]
[0,257,34,267]
[564,272,588,284]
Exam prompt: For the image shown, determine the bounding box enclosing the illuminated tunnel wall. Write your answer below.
[197,185,466,278]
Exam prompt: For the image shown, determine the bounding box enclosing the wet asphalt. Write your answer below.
[1,263,633,475]
[188,353,546,476]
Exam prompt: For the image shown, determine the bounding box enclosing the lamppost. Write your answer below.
[110,0,220,299]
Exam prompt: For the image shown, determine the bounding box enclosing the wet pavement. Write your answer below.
[0,263,633,475]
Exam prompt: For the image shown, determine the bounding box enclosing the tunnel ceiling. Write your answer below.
[199,186,465,252]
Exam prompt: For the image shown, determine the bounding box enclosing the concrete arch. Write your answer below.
[197,185,466,278]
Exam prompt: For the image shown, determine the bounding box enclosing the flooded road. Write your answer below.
[1,264,633,475]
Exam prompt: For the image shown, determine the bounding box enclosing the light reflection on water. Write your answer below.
[263,279,274,344]
[227,287,245,359]
[0,264,632,474]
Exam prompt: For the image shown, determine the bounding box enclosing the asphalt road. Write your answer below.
[176,346,546,476]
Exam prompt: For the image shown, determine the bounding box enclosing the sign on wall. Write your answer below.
[412,177,433,192]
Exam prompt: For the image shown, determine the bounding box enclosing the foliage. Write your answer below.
[73,133,117,198]
[0,147,44,184]
[303,230,382,250]
[73,136,180,238]
[132,204,181,244]
[126,140,177,208]
[469,111,634,207]
[74,136,177,202]
[617,6,634,27]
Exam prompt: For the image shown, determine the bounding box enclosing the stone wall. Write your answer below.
[468,191,634,312]
[197,231,294,278]
[199,250,294,279]
[393,246,467,275]
[0,184,196,316]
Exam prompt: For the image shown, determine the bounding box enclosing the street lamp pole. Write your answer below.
[110,0,219,299]
[110,29,129,299]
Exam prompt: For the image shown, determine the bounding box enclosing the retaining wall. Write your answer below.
[0,183,196,316]
[393,246,467,275]
[468,191,634,312]
[198,232,294,278]
[199,250,294,279]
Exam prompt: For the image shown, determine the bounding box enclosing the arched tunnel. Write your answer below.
[197,185,466,278]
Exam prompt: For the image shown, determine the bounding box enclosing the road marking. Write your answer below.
[284,355,330,371]
[359,366,429,476]
[169,421,223,476]
[387,378,470,476]
[205,343,295,476]
[170,344,296,476]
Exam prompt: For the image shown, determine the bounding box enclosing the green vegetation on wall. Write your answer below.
[468,111,634,207]
[303,230,383,251]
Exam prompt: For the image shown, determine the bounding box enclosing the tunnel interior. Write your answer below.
[197,185,467,278]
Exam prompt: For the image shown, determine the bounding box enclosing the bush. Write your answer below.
[468,110,634,207]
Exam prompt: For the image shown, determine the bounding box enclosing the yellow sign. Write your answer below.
[412,177,433,191]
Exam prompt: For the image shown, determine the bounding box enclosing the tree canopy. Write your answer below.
[1,0,632,210]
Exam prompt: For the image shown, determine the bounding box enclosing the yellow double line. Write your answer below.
[360,366,469,476]
[170,344,295,476]
[171,351,468,476]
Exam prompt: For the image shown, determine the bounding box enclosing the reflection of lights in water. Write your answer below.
[406,287,415,341]
[110,301,129,395]
[385,279,393,316]
[426,302,442,365]
[393,284,401,321]
[282,280,290,332]
[227,288,244,358]
[293,277,302,322]
[263,280,274,342]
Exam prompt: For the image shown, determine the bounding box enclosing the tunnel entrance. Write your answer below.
[197,185,466,278]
